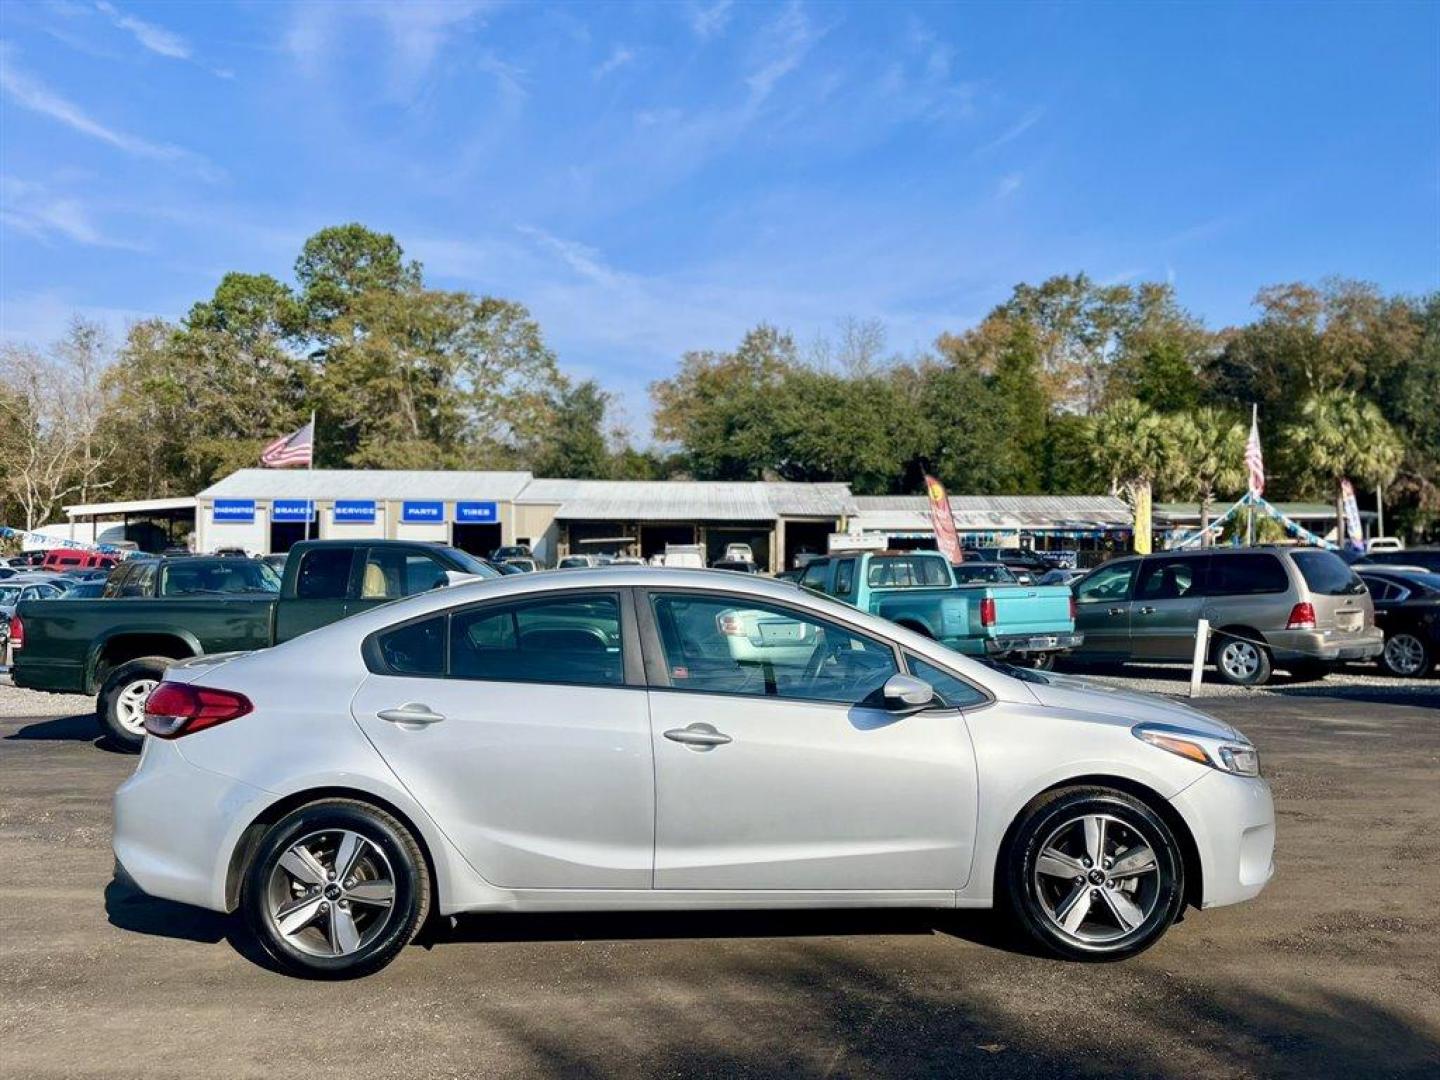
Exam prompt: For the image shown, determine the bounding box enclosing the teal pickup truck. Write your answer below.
[9,539,496,748]
[797,551,1081,666]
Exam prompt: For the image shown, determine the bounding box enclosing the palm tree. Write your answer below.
[1283,391,1403,546]
[1164,408,1248,545]
[1090,398,1181,550]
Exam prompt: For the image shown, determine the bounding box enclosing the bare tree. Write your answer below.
[0,319,118,529]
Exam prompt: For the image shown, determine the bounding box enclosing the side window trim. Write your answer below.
[636,586,904,700]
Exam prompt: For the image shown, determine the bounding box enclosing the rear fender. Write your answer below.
[87,627,202,691]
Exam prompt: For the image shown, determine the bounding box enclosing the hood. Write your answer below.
[1024,670,1243,741]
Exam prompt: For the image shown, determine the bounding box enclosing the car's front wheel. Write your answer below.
[1002,787,1186,961]
[241,799,431,979]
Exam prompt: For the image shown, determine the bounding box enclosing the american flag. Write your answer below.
[1244,406,1264,496]
[260,418,313,468]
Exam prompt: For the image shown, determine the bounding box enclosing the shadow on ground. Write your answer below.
[5,712,135,752]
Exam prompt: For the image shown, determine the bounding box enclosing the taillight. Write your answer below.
[1286,602,1317,630]
[716,612,745,636]
[143,682,252,739]
[980,597,997,627]
[7,614,22,650]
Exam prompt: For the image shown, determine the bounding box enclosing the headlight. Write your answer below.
[1134,724,1261,777]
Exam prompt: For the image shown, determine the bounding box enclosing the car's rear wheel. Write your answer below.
[1212,633,1272,686]
[97,657,171,750]
[241,799,430,979]
[1380,633,1431,677]
[1002,787,1186,961]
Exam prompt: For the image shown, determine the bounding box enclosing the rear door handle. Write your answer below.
[663,723,732,749]
[377,703,446,726]
[1138,606,1156,615]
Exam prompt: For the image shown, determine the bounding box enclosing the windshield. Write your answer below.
[160,560,282,596]
[441,548,501,578]
[952,564,1018,584]
[0,585,20,606]
[1291,550,1366,595]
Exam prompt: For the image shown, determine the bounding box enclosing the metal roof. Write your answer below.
[198,469,534,502]
[1153,501,1372,523]
[519,480,857,522]
[64,496,197,518]
[852,494,1132,531]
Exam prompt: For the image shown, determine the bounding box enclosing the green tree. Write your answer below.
[532,380,613,479]
[1281,390,1404,546]
[1162,407,1248,544]
[295,223,422,332]
[1089,398,1183,530]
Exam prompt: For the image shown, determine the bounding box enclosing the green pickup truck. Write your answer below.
[9,540,496,747]
[797,551,1081,666]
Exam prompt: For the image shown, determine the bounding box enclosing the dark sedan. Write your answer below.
[1358,568,1440,677]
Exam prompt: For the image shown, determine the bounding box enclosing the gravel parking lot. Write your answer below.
[1,675,1437,1080]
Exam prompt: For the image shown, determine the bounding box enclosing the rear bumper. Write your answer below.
[113,737,271,913]
[1168,770,1275,908]
[10,656,88,694]
[1267,626,1383,662]
[985,632,1084,655]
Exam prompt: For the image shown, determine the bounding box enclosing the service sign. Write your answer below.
[401,501,446,524]
[271,499,315,523]
[333,500,377,525]
[213,499,256,524]
[456,501,498,524]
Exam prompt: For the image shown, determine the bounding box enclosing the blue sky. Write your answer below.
[1,0,1437,434]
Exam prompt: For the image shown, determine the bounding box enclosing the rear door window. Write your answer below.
[450,594,624,686]
[1135,557,1205,601]
[1207,554,1288,596]
[1290,550,1366,596]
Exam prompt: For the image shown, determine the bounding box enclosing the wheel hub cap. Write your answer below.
[1033,813,1163,946]
[265,830,398,958]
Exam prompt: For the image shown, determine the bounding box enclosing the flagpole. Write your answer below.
[305,410,315,542]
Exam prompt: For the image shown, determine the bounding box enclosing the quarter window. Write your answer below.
[835,559,856,597]
[450,594,624,686]
[799,561,830,592]
[904,654,988,709]
[375,616,446,676]
[649,593,898,705]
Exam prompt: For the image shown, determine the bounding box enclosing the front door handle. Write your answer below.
[1138,606,1157,615]
[1108,607,1127,616]
[663,723,732,750]
[377,703,446,726]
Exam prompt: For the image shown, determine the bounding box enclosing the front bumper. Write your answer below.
[985,632,1084,655]
[1267,626,1383,663]
[113,736,272,913]
[1168,769,1275,908]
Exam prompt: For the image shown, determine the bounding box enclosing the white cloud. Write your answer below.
[689,1,733,40]
[974,104,1045,155]
[94,0,190,60]
[0,47,221,180]
[745,1,816,103]
[0,176,141,249]
[592,45,634,81]
[996,172,1023,199]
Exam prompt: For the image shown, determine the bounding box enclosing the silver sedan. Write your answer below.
[115,568,1274,978]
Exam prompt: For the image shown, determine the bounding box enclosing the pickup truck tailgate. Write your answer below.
[991,586,1074,636]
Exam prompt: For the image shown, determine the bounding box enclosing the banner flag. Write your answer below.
[1133,485,1152,554]
[923,475,964,563]
[1339,479,1364,551]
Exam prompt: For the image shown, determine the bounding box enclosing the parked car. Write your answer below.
[260,553,289,575]
[1356,568,1440,677]
[41,548,117,571]
[1069,547,1382,686]
[0,566,18,581]
[1037,567,1084,588]
[971,547,1061,584]
[9,540,499,748]
[113,567,1273,977]
[1355,547,1440,573]
[1366,537,1405,553]
[58,580,108,599]
[799,551,1080,667]
[723,542,755,563]
[711,558,761,573]
[490,545,533,562]
[950,562,1020,586]
[663,544,706,569]
[7,551,50,568]
[610,556,645,566]
[1,577,73,654]
[501,557,539,572]
[557,555,599,569]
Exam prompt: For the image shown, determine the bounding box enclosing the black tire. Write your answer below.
[1211,632,1272,687]
[1014,652,1057,672]
[1001,786,1186,961]
[1285,659,1331,682]
[1378,632,1433,678]
[241,799,430,979]
[97,656,173,750]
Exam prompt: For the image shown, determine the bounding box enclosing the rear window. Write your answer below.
[1290,550,1366,596]
[161,560,281,596]
[867,556,951,588]
[1207,554,1288,596]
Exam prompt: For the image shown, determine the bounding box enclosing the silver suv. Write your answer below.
[1070,547,1383,685]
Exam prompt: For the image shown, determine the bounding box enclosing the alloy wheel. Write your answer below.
[1219,641,1260,682]
[265,830,397,958]
[1383,634,1426,676]
[1032,813,1162,946]
[114,679,158,735]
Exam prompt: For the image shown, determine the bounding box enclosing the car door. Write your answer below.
[274,546,356,642]
[1072,558,1139,659]
[349,588,655,889]
[1130,555,1209,660]
[640,588,978,891]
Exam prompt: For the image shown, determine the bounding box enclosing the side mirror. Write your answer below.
[882,673,935,714]
[443,570,485,588]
